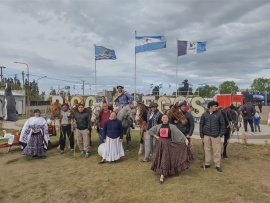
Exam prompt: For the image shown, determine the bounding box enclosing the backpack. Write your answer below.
[242,106,248,116]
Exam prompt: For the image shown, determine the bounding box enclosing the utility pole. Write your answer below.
[82,80,85,96]
[22,71,25,90]
[0,66,6,86]
[14,74,17,89]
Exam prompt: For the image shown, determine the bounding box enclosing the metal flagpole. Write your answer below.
[94,44,97,94]
[176,38,178,97]
[134,30,137,101]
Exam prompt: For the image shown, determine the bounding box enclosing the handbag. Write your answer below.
[254,112,260,119]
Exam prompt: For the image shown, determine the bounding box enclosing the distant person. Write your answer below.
[241,100,256,134]
[100,96,107,104]
[19,109,50,158]
[98,112,125,164]
[268,110,270,126]
[200,101,226,172]
[258,102,262,113]
[253,111,261,132]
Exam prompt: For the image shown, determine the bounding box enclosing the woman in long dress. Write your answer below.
[148,114,190,184]
[98,111,124,163]
[19,109,50,157]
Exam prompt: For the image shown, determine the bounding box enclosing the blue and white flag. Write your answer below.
[159,84,163,89]
[168,84,172,89]
[178,84,184,88]
[188,84,193,88]
[95,46,117,60]
[198,83,206,89]
[73,85,75,90]
[135,36,166,53]
[177,40,207,56]
[150,83,154,89]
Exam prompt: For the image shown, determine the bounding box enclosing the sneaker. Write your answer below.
[60,150,64,154]
[98,159,106,164]
[216,167,222,172]
[85,153,89,158]
[80,151,84,155]
[70,149,74,152]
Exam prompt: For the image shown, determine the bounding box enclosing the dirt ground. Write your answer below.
[1,131,270,203]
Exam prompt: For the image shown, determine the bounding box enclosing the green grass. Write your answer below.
[0,130,270,203]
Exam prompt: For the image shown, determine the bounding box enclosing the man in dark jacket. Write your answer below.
[74,104,91,158]
[242,100,256,133]
[140,102,163,162]
[200,101,226,172]
[176,101,195,142]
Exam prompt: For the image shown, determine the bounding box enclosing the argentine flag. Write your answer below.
[178,84,184,88]
[177,40,207,56]
[150,83,154,89]
[135,36,166,53]
[188,84,193,88]
[159,84,163,89]
[168,84,172,89]
[198,83,206,89]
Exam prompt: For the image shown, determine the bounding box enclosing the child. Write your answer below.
[253,111,261,132]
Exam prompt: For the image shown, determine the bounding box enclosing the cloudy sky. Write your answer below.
[1,0,270,96]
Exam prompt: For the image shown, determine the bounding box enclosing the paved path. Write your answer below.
[2,119,270,145]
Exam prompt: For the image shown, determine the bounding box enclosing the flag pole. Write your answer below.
[176,38,178,98]
[94,44,97,94]
[134,30,137,101]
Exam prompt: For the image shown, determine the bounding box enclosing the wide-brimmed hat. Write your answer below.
[178,101,187,107]
[117,85,124,89]
[149,102,158,108]
[207,101,219,108]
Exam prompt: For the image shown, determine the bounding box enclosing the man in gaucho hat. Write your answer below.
[113,85,134,128]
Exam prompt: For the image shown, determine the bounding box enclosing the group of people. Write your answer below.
[19,85,245,184]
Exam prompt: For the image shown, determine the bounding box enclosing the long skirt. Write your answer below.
[151,138,191,177]
[23,133,45,156]
[102,137,125,162]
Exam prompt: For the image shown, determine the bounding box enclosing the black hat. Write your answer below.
[117,85,124,89]
[179,101,187,107]
[61,103,69,108]
[149,102,158,108]
[207,101,219,108]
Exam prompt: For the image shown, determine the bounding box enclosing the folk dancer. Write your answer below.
[19,109,50,158]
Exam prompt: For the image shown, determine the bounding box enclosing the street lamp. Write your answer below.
[14,61,30,116]
[0,66,6,86]
[36,76,47,106]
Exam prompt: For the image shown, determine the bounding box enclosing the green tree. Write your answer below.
[50,89,57,95]
[251,78,270,92]
[177,79,193,96]
[152,85,159,96]
[219,81,239,94]
[194,85,218,97]
[112,87,116,96]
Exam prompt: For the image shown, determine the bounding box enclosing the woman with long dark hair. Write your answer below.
[149,114,190,184]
